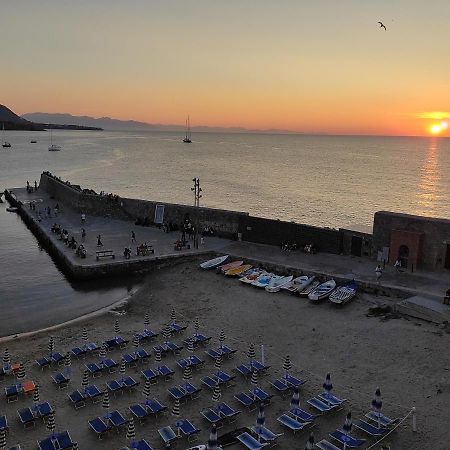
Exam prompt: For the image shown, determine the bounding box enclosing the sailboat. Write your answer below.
[2,123,11,148]
[48,127,62,151]
[182,116,192,143]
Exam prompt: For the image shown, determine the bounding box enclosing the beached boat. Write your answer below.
[329,281,357,305]
[6,207,18,212]
[2,123,11,148]
[239,270,265,284]
[183,115,192,143]
[251,273,278,288]
[308,279,336,302]
[225,264,253,277]
[297,280,320,297]
[266,275,294,293]
[281,275,315,293]
[200,255,228,269]
[217,260,243,273]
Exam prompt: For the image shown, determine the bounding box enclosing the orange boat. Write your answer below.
[225,264,252,277]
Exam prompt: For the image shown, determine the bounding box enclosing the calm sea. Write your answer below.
[1,130,449,335]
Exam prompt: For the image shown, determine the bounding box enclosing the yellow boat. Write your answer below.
[225,264,252,277]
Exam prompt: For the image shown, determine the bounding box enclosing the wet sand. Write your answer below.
[2,259,448,449]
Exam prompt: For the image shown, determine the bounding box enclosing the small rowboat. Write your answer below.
[200,255,228,269]
[217,260,243,273]
[6,207,18,213]
[308,280,336,302]
[297,280,320,297]
[239,270,265,284]
[252,273,278,288]
[266,275,294,293]
[281,276,315,293]
[329,281,357,305]
[225,264,253,277]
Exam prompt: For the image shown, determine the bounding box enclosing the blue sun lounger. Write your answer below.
[270,378,291,395]
[250,387,273,403]
[354,419,388,437]
[68,390,86,409]
[52,372,70,388]
[215,402,241,423]
[85,342,99,352]
[144,398,167,416]
[105,336,128,350]
[153,344,170,356]
[142,368,159,384]
[84,385,102,403]
[130,404,150,422]
[55,431,76,449]
[89,417,112,438]
[234,392,258,411]
[249,360,270,372]
[201,408,223,425]
[237,431,269,449]
[129,440,154,450]
[168,386,188,401]
[316,440,341,450]
[50,352,65,365]
[136,329,158,342]
[176,418,201,441]
[251,425,283,443]
[70,346,87,358]
[236,364,252,377]
[318,391,347,406]
[165,341,184,354]
[158,425,178,445]
[282,373,306,387]
[201,376,218,389]
[122,353,138,367]
[364,411,400,427]
[101,358,118,372]
[38,438,56,450]
[307,397,338,413]
[107,379,124,395]
[157,365,175,380]
[180,382,201,398]
[0,415,8,432]
[289,407,316,422]
[329,430,366,448]
[18,407,35,428]
[108,410,127,428]
[277,414,311,433]
[34,402,53,419]
[168,322,187,333]
[122,376,139,390]
[216,370,236,385]
[135,348,151,363]
[36,357,51,370]
[85,362,102,377]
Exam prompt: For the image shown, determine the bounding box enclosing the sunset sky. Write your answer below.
[1,0,449,136]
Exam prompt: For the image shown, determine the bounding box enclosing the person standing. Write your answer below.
[394,258,401,272]
[375,264,383,283]
[81,228,86,241]
[34,180,38,191]
[131,231,136,243]
[81,213,86,224]
[97,235,103,247]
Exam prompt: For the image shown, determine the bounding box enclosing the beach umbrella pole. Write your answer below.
[261,344,265,366]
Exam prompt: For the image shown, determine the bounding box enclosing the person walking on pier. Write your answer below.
[81,228,86,241]
[375,264,383,283]
[97,235,103,247]
[131,231,136,243]
[81,213,86,224]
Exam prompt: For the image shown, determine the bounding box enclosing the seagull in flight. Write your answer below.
[378,21,387,30]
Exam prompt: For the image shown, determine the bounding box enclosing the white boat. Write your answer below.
[251,273,277,288]
[200,255,228,269]
[183,115,192,143]
[281,275,315,293]
[2,123,11,148]
[48,128,62,151]
[308,280,336,302]
[239,269,265,284]
[329,281,357,305]
[266,275,294,293]
[217,260,243,273]
[298,280,320,297]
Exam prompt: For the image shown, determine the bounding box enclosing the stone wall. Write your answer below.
[340,228,373,257]
[373,211,450,270]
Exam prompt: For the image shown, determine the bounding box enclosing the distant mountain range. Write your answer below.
[22,112,300,134]
[0,105,102,131]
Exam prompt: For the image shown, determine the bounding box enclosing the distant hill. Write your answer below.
[22,112,299,134]
[0,104,102,131]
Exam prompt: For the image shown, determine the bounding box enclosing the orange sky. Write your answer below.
[1,1,449,136]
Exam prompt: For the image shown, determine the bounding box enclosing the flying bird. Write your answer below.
[378,21,387,30]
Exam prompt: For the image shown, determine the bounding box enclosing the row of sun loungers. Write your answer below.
[4,380,36,402]
[17,402,53,428]
[201,402,241,426]
[120,439,153,450]
[168,382,202,401]
[129,398,167,421]
[38,431,76,450]
[142,365,175,383]
[201,370,236,389]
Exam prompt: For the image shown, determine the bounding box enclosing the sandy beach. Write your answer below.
[1,258,449,449]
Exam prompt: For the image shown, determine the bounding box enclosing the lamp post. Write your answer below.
[191,178,202,249]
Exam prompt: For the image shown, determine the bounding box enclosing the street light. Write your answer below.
[191,178,202,249]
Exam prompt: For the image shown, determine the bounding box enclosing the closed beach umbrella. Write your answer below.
[214,353,222,373]
[171,398,180,417]
[102,391,110,416]
[305,433,315,450]
[250,370,258,387]
[247,343,256,362]
[212,382,221,402]
[187,339,195,353]
[3,348,10,365]
[343,411,352,435]
[0,428,6,450]
[283,355,292,375]
[170,307,176,323]
[194,317,199,335]
[143,378,151,397]
[114,319,120,335]
[119,359,126,379]
[33,384,40,404]
[219,329,226,347]
[371,387,383,427]
[16,362,25,380]
[132,334,139,348]
[81,327,88,341]
[48,336,55,356]
[256,403,265,428]
[155,348,162,363]
[64,352,71,373]
[81,369,89,388]
[72,443,78,450]
[207,424,218,450]
[46,410,56,433]
[163,326,171,343]
[323,373,333,403]
[99,343,107,359]
[126,416,136,440]
[290,387,300,409]
[144,313,150,326]
[183,365,192,381]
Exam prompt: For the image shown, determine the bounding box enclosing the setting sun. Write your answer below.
[430,124,442,134]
